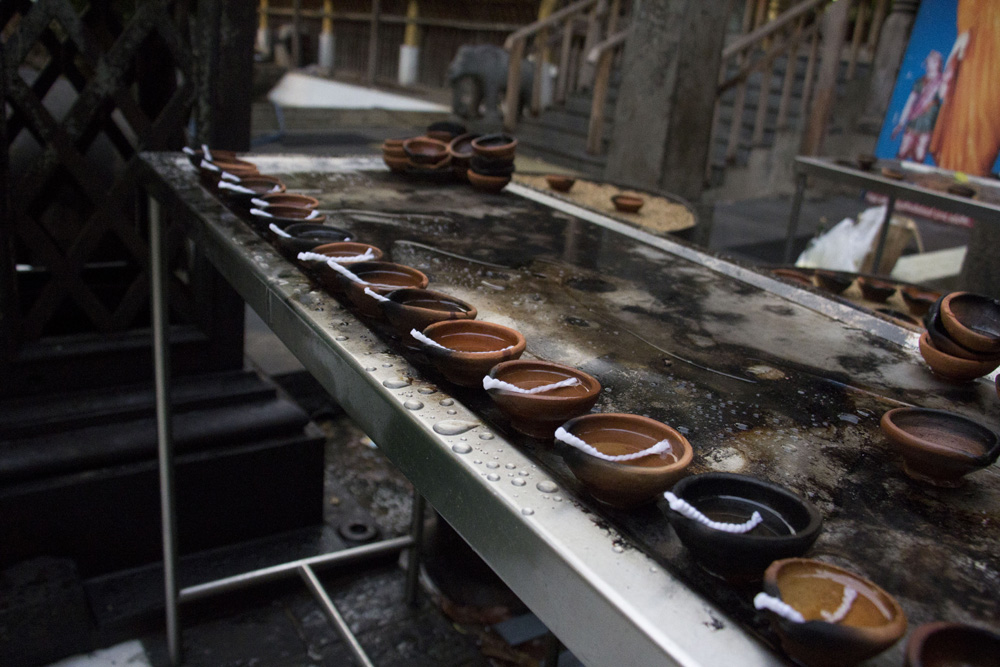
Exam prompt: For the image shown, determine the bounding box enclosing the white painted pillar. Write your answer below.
[318,0,335,71]
[398,0,420,86]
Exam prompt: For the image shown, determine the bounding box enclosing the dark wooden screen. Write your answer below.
[1,0,254,398]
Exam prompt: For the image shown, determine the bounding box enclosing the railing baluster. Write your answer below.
[503,38,526,131]
[751,39,776,146]
[776,16,804,129]
[846,0,866,81]
[532,39,545,116]
[867,0,888,56]
[726,79,748,163]
[587,49,613,154]
[798,23,820,128]
[556,20,574,105]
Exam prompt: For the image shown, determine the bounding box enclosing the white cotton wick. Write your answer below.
[363,287,391,303]
[820,587,858,624]
[297,251,329,263]
[218,181,255,194]
[250,208,273,218]
[555,427,673,462]
[200,159,219,172]
[220,171,240,182]
[268,223,291,238]
[325,258,365,284]
[250,197,269,208]
[409,329,514,354]
[201,144,212,161]
[482,376,580,394]
[182,146,197,156]
[305,210,320,220]
[754,593,805,624]
[663,491,763,534]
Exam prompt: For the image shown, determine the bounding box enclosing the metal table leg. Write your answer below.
[870,194,897,276]
[299,564,376,667]
[404,490,426,606]
[150,195,181,666]
[784,171,808,264]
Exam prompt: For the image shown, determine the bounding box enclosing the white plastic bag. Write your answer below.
[795,205,887,272]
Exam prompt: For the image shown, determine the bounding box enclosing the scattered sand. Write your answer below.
[513,174,696,235]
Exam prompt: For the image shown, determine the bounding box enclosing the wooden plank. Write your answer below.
[801,0,850,155]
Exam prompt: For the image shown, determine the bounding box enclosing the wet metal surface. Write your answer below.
[138,154,1000,667]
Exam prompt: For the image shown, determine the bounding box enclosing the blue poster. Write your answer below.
[875,0,1000,177]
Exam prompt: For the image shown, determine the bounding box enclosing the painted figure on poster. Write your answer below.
[891,50,945,162]
[929,0,1000,175]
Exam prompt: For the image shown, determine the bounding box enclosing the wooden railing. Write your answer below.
[585,29,627,155]
[502,0,626,132]
[710,0,887,172]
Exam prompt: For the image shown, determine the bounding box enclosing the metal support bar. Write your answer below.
[870,194,897,276]
[150,195,181,667]
[784,171,807,264]
[404,490,426,606]
[179,535,414,603]
[299,564,376,667]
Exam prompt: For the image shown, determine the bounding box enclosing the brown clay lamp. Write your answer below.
[414,320,526,387]
[484,361,601,439]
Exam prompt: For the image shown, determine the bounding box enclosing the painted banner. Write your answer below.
[875,0,1000,177]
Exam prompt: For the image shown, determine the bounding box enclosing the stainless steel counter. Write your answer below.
[138,153,1000,667]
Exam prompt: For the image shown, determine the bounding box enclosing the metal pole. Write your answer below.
[784,171,807,264]
[292,0,302,67]
[298,564,376,667]
[404,490,425,606]
[870,194,897,276]
[150,195,181,666]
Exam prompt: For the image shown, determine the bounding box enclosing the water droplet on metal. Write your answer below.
[451,443,472,454]
[433,420,478,436]
[446,409,457,415]
[612,546,624,554]
[486,473,500,482]
[485,462,500,469]
[365,366,377,372]
[479,433,494,440]
[334,335,348,341]
[553,496,563,502]
[518,470,529,477]
[521,508,534,516]
[403,399,423,410]
[417,387,437,395]
[536,481,558,493]
[383,379,411,389]
[511,478,526,487]
[473,459,482,465]
[439,398,454,407]
[382,363,393,368]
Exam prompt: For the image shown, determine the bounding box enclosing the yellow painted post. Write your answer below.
[398,0,420,85]
[256,0,271,55]
[318,0,335,71]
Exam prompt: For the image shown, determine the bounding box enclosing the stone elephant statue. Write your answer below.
[446,44,534,122]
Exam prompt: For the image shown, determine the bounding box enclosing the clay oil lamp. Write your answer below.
[946,183,976,198]
[199,156,259,186]
[900,285,939,317]
[544,174,576,193]
[470,154,515,177]
[402,136,449,167]
[905,621,1000,667]
[471,133,518,160]
[813,270,852,294]
[250,192,318,211]
[298,241,383,291]
[379,288,477,348]
[881,166,905,180]
[611,194,644,214]
[663,472,822,582]
[270,222,352,259]
[427,120,467,142]
[467,170,510,193]
[447,133,479,179]
[923,297,998,361]
[556,413,692,509]
[217,175,286,207]
[918,331,1000,382]
[415,320,526,387]
[253,206,327,238]
[856,275,896,302]
[382,138,409,172]
[880,407,999,487]
[334,261,430,319]
[940,292,1000,354]
[382,138,406,155]
[855,153,877,171]
[772,267,815,288]
[485,361,601,439]
[754,558,907,667]
[183,144,237,167]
